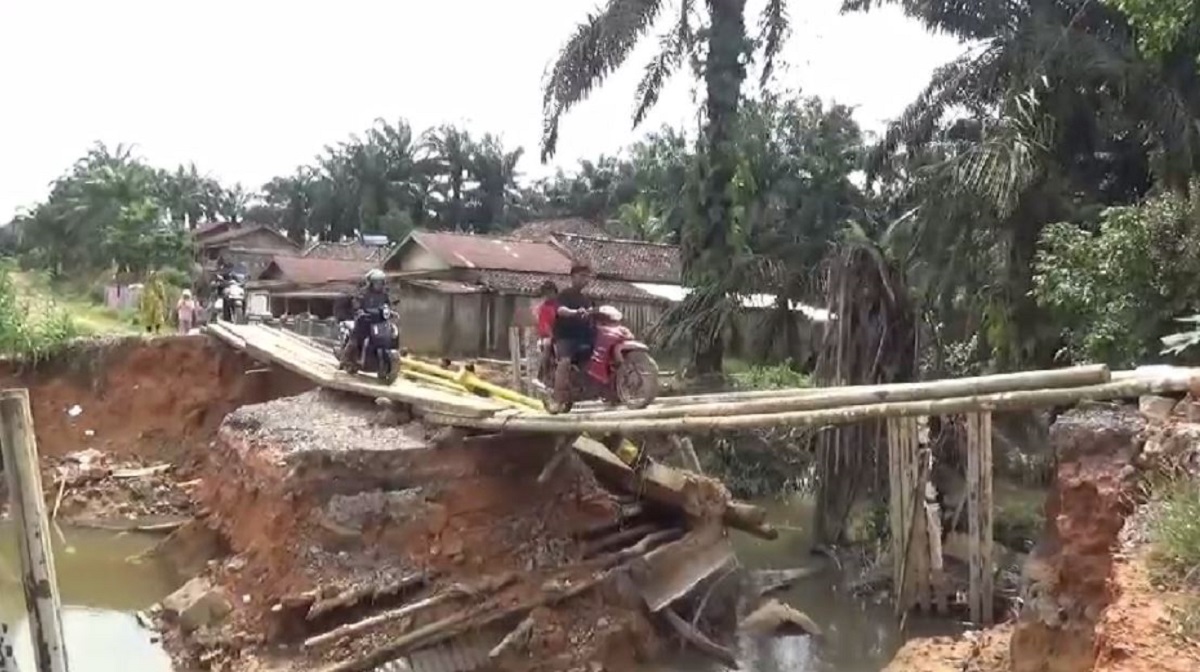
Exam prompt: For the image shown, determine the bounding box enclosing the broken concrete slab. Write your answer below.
[161,576,233,633]
[740,599,822,638]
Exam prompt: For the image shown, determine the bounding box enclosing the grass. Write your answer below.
[10,270,137,337]
[730,359,813,390]
[1147,477,1200,640]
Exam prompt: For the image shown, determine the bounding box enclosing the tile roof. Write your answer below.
[550,233,682,284]
[261,255,375,285]
[304,240,391,263]
[510,218,608,242]
[403,231,573,274]
[473,270,662,303]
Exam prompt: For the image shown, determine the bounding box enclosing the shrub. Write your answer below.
[0,265,80,360]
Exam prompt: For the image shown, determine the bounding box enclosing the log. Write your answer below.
[304,582,481,650]
[306,573,428,621]
[422,373,1198,436]
[569,437,776,539]
[0,389,70,672]
[661,607,738,668]
[488,616,534,660]
[318,570,615,672]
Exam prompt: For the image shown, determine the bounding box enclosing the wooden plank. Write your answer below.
[0,389,70,672]
[966,412,983,624]
[979,411,995,625]
[888,418,903,606]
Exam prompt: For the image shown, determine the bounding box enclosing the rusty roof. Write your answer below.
[199,224,300,249]
[260,255,374,284]
[550,233,682,284]
[304,240,391,263]
[509,218,607,242]
[395,231,573,274]
[473,270,661,302]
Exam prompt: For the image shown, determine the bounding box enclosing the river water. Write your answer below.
[1,498,954,672]
[0,522,176,671]
[646,496,959,672]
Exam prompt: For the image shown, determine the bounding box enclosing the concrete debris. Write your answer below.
[1138,395,1177,422]
[161,576,234,633]
[739,599,822,638]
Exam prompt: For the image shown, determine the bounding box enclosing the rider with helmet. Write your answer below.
[341,269,393,366]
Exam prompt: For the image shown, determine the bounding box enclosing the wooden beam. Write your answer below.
[966,412,995,624]
[0,389,70,672]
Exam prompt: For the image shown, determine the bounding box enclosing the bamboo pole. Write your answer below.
[562,364,1113,412]
[0,389,70,672]
[535,365,1112,421]
[424,373,1197,435]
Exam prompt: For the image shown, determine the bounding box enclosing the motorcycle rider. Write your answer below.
[551,263,596,409]
[341,269,392,366]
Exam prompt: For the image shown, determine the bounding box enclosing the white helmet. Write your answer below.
[365,269,385,284]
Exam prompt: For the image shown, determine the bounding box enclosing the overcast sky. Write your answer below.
[0,0,963,221]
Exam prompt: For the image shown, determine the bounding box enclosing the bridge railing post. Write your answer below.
[0,389,69,672]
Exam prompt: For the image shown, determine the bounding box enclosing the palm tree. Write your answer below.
[849,0,1200,368]
[541,0,792,374]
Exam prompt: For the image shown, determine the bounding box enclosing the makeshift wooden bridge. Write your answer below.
[205,321,1200,624]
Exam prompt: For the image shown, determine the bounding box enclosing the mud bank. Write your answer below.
[161,388,740,672]
[0,335,311,461]
[887,401,1200,672]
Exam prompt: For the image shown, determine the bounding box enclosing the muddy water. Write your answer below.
[646,496,959,672]
[0,522,177,671]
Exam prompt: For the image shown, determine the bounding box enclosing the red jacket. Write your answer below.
[536,299,557,338]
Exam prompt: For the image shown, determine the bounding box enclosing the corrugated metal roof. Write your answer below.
[409,231,573,274]
[551,233,682,284]
[262,256,374,284]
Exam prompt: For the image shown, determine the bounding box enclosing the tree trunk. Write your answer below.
[682,0,749,376]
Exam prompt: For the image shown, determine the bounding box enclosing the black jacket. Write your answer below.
[354,287,392,315]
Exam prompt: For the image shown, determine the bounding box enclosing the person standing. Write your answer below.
[176,289,198,333]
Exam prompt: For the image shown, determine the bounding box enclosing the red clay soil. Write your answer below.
[0,335,311,461]
[887,406,1200,672]
[178,389,670,672]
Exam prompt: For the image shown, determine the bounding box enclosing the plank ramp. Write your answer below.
[206,322,506,419]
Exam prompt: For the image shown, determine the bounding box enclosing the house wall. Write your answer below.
[396,285,486,356]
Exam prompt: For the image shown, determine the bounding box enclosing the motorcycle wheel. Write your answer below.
[378,351,399,385]
[616,351,659,409]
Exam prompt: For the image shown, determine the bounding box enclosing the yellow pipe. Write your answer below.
[400,355,641,466]
[401,370,471,395]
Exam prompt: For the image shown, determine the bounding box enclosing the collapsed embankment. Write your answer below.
[887,402,1200,672]
[0,336,761,672]
[0,336,313,523]
[169,389,689,671]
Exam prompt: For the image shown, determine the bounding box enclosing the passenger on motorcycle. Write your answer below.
[552,264,596,407]
[533,280,559,378]
[342,269,392,365]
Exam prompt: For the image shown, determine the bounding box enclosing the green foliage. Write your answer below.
[1108,0,1200,61]
[1032,189,1200,366]
[0,265,79,360]
[734,360,812,390]
[1148,478,1200,585]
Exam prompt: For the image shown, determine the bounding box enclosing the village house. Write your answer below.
[245,235,393,318]
[194,222,302,280]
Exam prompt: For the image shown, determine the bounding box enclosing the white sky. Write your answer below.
[0,0,963,221]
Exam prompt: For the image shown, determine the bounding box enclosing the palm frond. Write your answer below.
[540,0,666,162]
[634,29,686,127]
[757,0,790,88]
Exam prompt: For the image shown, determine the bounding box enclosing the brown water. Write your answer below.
[0,522,178,671]
[645,496,960,672]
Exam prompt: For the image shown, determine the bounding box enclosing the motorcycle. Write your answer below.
[337,304,400,385]
[536,305,659,414]
[220,272,247,324]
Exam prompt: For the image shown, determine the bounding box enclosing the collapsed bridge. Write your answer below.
[202,321,1200,653]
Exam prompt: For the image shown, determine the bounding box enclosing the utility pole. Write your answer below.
[0,389,69,672]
